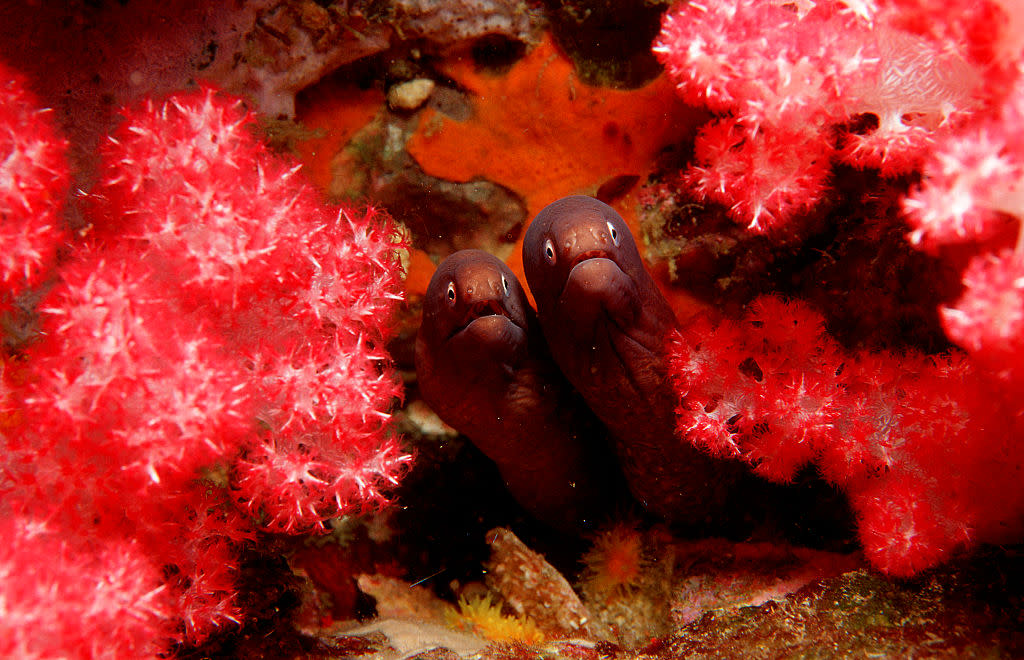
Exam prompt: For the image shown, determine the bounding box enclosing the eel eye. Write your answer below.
[501,275,510,296]
[544,238,556,264]
[607,221,619,247]
[446,281,456,305]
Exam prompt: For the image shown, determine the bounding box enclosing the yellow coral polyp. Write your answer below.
[445,594,544,644]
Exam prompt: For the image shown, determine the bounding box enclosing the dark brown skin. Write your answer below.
[415,249,618,532]
[523,196,736,525]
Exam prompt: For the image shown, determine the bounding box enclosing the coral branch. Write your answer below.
[0,518,172,660]
[653,0,984,232]
[1,78,409,656]
[669,297,1023,577]
[0,62,68,295]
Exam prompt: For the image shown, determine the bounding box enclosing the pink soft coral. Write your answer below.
[903,74,1024,390]
[653,0,983,233]
[0,518,171,660]
[670,297,1024,577]
[0,61,68,294]
[1,81,409,655]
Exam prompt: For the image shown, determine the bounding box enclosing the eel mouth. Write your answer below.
[448,299,509,340]
[561,249,617,300]
[569,249,612,271]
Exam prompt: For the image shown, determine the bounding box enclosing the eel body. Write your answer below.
[522,196,734,524]
[415,249,618,532]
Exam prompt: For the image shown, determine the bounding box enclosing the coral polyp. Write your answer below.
[0,78,409,655]
[580,522,648,600]
[446,594,544,645]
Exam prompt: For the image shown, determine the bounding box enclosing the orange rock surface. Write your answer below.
[292,35,708,317]
[295,85,383,192]
[406,35,707,314]
[294,85,444,302]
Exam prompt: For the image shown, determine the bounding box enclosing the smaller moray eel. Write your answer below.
[523,196,736,525]
[415,249,619,532]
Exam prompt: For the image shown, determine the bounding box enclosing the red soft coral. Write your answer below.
[653,2,1024,575]
[86,85,411,532]
[0,518,172,660]
[904,79,1024,251]
[653,0,984,233]
[653,0,868,127]
[853,477,955,576]
[25,251,254,486]
[902,69,1024,393]
[672,298,844,481]
[835,20,978,175]
[1,82,410,656]
[670,296,1024,577]
[939,249,1024,388]
[684,120,833,235]
[0,61,68,294]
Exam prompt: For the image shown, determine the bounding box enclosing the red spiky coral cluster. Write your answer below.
[0,62,68,298]
[0,75,409,657]
[0,518,171,659]
[670,297,1023,577]
[654,0,1024,576]
[903,79,1024,391]
[653,0,988,235]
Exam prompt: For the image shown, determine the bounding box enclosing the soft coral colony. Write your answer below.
[0,64,409,657]
[655,0,1024,577]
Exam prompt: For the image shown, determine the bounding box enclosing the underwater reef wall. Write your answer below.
[3,0,1024,657]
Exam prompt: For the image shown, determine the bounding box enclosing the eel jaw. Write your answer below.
[557,248,618,296]
[569,249,612,270]
[560,254,638,335]
[557,249,614,300]
[447,299,515,340]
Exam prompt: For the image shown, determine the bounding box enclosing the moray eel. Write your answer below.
[522,196,734,525]
[415,249,618,532]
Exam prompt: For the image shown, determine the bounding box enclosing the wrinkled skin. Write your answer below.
[415,249,619,532]
[523,196,735,524]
